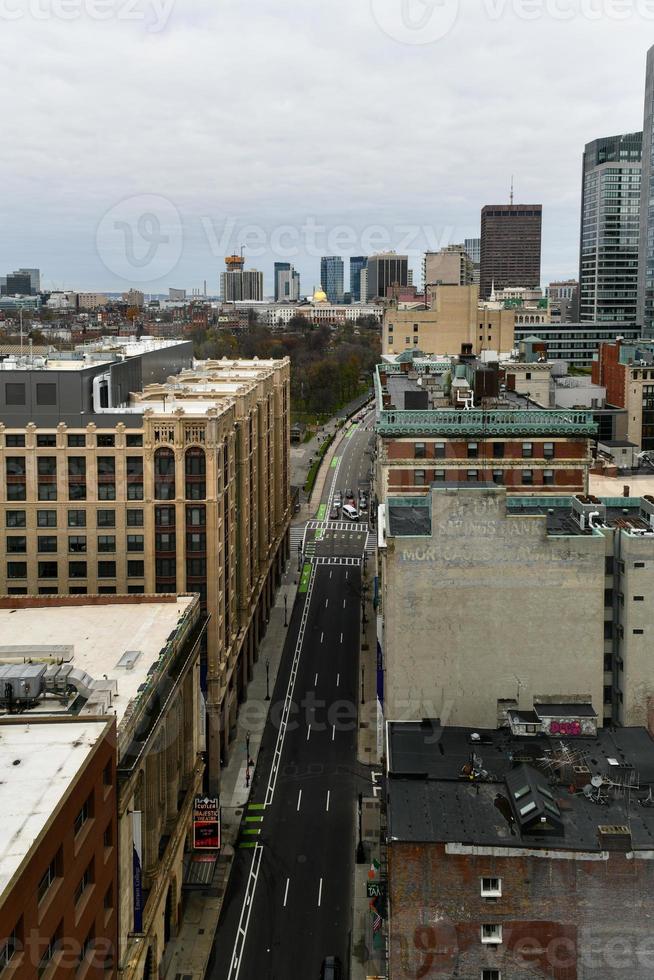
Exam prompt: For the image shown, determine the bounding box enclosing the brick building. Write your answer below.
[0,717,117,978]
[386,720,654,980]
[593,338,654,450]
[375,352,595,497]
[480,204,542,301]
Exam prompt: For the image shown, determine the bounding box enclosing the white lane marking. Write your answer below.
[336,672,340,687]
[326,790,330,812]
[320,631,324,643]
[325,598,329,608]
[306,725,311,741]
[297,789,302,812]
[343,599,346,608]
[314,672,318,686]
[318,878,323,907]
[340,632,343,643]
[283,878,290,907]
[229,844,264,979]
[332,724,335,741]
[265,565,317,807]
[330,570,332,579]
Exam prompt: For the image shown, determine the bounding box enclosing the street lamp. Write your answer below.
[265,658,271,701]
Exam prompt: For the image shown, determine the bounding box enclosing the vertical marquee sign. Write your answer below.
[193,796,221,849]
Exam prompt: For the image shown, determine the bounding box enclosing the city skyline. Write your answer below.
[1,7,652,294]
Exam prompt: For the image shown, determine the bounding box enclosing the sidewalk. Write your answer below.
[351,553,387,980]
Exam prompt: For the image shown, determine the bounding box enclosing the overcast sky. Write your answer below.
[0,0,651,295]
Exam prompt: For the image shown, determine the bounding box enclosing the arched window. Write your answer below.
[185,448,206,500]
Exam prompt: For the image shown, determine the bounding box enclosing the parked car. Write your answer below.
[333,490,342,506]
[344,487,354,502]
[320,956,343,980]
[358,493,367,510]
[330,503,340,520]
[342,503,359,521]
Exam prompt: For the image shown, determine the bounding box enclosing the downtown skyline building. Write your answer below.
[638,44,654,336]
[479,204,542,300]
[579,132,642,323]
[366,252,409,301]
[220,255,264,303]
[274,261,301,302]
[320,255,345,304]
[349,256,367,303]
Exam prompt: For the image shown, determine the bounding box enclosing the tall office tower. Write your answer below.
[360,268,369,303]
[366,252,409,300]
[274,262,290,301]
[320,256,345,304]
[638,45,654,335]
[350,256,367,302]
[220,255,263,302]
[1,269,38,296]
[579,133,642,323]
[17,268,40,293]
[424,245,474,289]
[464,238,481,284]
[479,204,542,300]
[277,265,301,301]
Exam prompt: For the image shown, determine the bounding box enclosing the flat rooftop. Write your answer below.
[387,721,654,851]
[0,720,109,898]
[0,596,196,725]
[0,338,188,372]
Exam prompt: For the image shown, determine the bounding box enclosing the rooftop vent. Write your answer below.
[116,650,143,671]
[598,825,632,851]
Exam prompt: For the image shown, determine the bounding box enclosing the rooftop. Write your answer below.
[387,721,654,852]
[0,337,188,372]
[0,719,110,898]
[0,595,197,728]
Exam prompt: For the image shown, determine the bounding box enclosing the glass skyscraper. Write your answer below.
[580,132,642,323]
[320,256,344,304]
[349,256,367,303]
[638,45,654,335]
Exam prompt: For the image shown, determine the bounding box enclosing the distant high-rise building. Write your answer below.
[320,256,344,304]
[169,288,186,302]
[366,253,408,300]
[1,267,40,296]
[547,279,580,323]
[276,265,300,302]
[580,132,642,323]
[221,255,263,302]
[464,238,481,284]
[424,245,474,291]
[349,256,367,302]
[480,205,542,300]
[638,45,654,335]
[360,268,368,303]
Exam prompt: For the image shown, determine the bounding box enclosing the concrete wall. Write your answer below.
[382,487,605,726]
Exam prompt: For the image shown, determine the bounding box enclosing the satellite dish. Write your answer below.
[471,732,481,742]
[591,775,603,788]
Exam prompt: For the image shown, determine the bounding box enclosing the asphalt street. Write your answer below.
[209,408,376,980]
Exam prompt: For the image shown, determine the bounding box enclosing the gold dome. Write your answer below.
[312,286,328,304]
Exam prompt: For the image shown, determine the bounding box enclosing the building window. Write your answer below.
[467,469,479,482]
[74,797,92,836]
[634,595,645,601]
[5,434,25,447]
[67,510,85,528]
[481,924,502,944]
[482,971,501,980]
[98,586,116,594]
[126,535,144,552]
[414,443,426,459]
[481,877,502,898]
[185,448,206,500]
[68,561,87,579]
[543,469,554,486]
[155,506,175,527]
[97,510,115,528]
[38,561,58,579]
[0,923,20,970]
[635,561,646,568]
[186,532,206,552]
[6,511,26,528]
[467,442,478,459]
[492,469,504,485]
[127,560,144,578]
[96,434,115,448]
[434,443,446,459]
[38,851,61,903]
[522,442,533,458]
[544,442,555,459]
[38,536,57,553]
[414,470,426,486]
[67,457,86,501]
[522,469,534,485]
[434,470,445,482]
[67,434,86,447]
[36,383,57,406]
[127,509,144,527]
[36,434,56,448]
[6,536,26,553]
[97,561,116,579]
[74,863,93,906]
[154,448,175,500]
[156,532,175,551]
[5,383,25,406]
[7,562,27,580]
[126,434,143,447]
[97,457,116,500]
[68,535,87,553]
[38,926,61,977]
[126,457,144,500]
[187,505,206,527]
[6,457,26,500]
[633,629,644,635]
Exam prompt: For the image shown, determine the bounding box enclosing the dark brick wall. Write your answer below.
[389,841,654,979]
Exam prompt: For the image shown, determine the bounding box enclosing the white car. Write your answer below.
[342,503,359,521]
